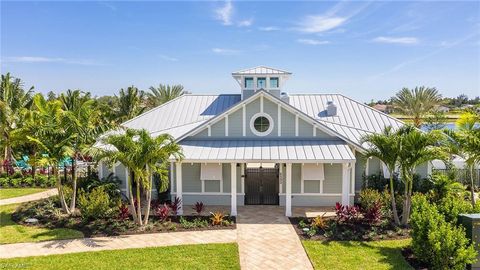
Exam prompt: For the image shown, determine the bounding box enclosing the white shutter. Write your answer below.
[200,163,222,180]
[303,164,325,181]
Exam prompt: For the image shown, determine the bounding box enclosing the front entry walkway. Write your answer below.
[0,188,57,206]
[236,206,313,270]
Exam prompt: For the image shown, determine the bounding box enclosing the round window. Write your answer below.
[254,116,270,132]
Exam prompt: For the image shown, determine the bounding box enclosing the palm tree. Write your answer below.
[27,94,74,213]
[0,73,33,173]
[61,89,109,213]
[445,111,480,207]
[396,125,447,225]
[93,129,182,226]
[147,84,185,108]
[114,86,145,123]
[392,87,442,128]
[361,127,401,225]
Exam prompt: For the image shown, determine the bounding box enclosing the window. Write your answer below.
[200,163,223,193]
[270,77,279,88]
[301,164,325,193]
[254,116,270,132]
[249,113,274,136]
[245,77,254,89]
[257,77,266,89]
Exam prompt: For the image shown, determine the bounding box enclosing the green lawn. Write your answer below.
[0,243,240,270]
[303,239,412,270]
[0,188,49,200]
[0,204,83,244]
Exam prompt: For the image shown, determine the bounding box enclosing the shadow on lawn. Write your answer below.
[320,240,412,270]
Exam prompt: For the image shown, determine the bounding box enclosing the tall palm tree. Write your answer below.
[27,94,74,213]
[361,127,401,225]
[114,86,145,123]
[147,84,185,108]
[445,111,480,207]
[93,129,182,226]
[0,73,33,173]
[396,125,447,225]
[61,89,109,212]
[392,86,442,128]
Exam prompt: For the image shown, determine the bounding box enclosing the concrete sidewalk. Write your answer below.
[0,188,58,206]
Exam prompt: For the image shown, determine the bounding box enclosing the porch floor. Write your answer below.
[187,205,336,218]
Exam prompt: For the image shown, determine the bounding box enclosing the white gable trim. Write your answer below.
[175,90,364,151]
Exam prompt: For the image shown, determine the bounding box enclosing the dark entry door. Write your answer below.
[245,167,279,205]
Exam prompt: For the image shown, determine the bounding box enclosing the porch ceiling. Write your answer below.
[174,140,355,163]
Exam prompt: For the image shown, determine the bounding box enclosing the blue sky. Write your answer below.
[1,1,479,102]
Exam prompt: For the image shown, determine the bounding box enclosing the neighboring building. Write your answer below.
[372,104,393,114]
[436,105,450,113]
[98,66,431,216]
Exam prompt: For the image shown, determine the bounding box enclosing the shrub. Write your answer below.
[78,186,114,221]
[179,216,208,229]
[334,203,360,225]
[23,176,34,186]
[438,194,478,223]
[210,211,226,226]
[410,193,477,270]
[169,197,182,215]
[363,201,383,225]
[311,215,327,230]
[11,171,23,179]
[0,177,9,187]
[118,203,130,220]
[156,203,170,222]
[10,178,21,187]
[193,201,204,215]
[359,188,384,211]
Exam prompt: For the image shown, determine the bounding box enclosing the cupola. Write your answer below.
[232,66,292,100]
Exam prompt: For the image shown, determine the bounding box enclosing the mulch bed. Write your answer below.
[289,217,410,241]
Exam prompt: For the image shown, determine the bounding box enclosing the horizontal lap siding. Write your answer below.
[323,164,342,193]
[280,195,353,206]
[355,152,366,191]
[292,164,301,193]
[182,163,202,192]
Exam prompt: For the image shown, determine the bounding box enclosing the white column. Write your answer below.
[350,162,355,194]
[285,163,292,217]
[98,161,104,180]
[176,162,183,215]
[342,163,351,206]
[240,163,245,193]
[231,163,237,216]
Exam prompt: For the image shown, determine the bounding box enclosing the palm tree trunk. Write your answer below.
[143,172,152,225]
[135,177,143,226]
[389,173,401,225]
[69,157,77,213]
[127,170,138,224]
[469,164,476,207]
[55,166,71,214]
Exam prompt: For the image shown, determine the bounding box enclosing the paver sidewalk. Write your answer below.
[0,189,58,206]
[0,229,236,258]
[236,206,313,270]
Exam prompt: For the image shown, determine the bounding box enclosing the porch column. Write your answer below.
[98,161,104,180]
[342,163,351,206]
[176,162,183,215]
[231,163,237,216]
[285,163,292,217]
[125,166,130,199]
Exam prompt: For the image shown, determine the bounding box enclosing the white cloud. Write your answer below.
[3,56,101,65]
[238,19,253,27]
[212,48,240,55]
[297,39,330,45]
[259,26,279,32]
[372,36,419,44]
[215,0,233,26]
[296,15,347,33]
[158,54,178,62]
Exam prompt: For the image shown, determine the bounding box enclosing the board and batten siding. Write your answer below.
[188,95,334,139]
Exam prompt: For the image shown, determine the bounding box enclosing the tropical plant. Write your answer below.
[147,84,185,108]
[169,196,182,216]
[193,201,204,215]
[113,86,145,123]
[361,127,401,225]
[0,73,33,173]
[396,125,447,225]
[78,186,114,221]
[334,203,360,225]
[156,203,170,222]
[210,211,225,226]
[92,128,182,226]
[311,214,327,230]
[392,86,442,127]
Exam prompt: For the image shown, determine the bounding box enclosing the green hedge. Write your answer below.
[0,175,56,188]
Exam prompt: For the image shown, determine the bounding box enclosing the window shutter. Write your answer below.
[303,164,325,181]
[200,163,222,180]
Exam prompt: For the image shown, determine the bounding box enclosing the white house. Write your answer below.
[98,66,431,217]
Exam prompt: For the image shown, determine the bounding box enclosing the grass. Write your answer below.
[0,203,83,244]
[303,239,412,270]
[0,188,49,200]
[0,243,240,270]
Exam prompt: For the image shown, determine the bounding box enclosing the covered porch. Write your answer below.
[171,139,356,217]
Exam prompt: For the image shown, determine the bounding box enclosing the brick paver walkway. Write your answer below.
[0,188,58,206]
[236,205,313,270]
[0,229,236,258]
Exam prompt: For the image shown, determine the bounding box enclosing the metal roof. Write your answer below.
[232,66,292,75]
[176,140,355,162]
[122,94,240,139]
